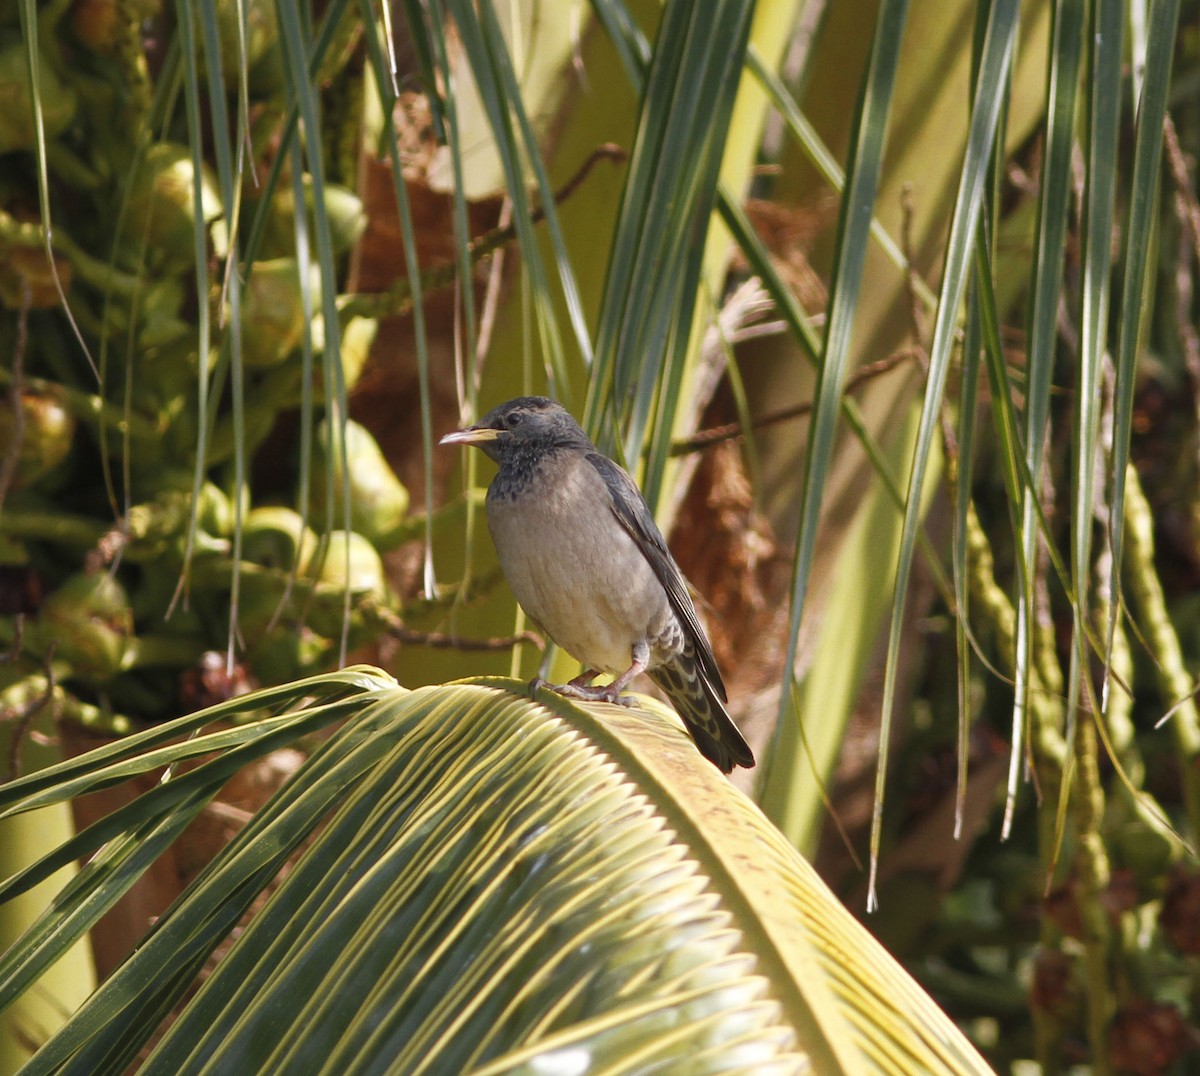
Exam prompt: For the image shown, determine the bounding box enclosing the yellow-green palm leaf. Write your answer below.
[0,672,988,1074]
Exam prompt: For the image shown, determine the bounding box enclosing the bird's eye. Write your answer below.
[504,412,524,428]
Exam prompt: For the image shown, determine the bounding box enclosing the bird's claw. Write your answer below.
[529,678,636,707]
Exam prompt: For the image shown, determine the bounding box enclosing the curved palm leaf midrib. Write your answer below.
[486,682,991,1074]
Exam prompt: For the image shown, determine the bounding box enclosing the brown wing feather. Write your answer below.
[584,452,726,700]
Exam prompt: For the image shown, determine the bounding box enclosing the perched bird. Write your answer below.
[440,396,754,773]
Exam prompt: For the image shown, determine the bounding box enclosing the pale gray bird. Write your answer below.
[440,396,754,773]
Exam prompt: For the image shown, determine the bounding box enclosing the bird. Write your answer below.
[440,396,754,773]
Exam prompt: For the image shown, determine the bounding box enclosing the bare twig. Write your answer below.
[900,182,930,344]
[1163,115,1200,428]
[1173,211,1200,388]
[669,347,922,456]
[1163,113,1200,270]
[343,144,628,323]
[471,197,513,405]
[460,145,629,261]
[662,278,781,522]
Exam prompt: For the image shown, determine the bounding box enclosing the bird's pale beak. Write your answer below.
[439,425,502,447]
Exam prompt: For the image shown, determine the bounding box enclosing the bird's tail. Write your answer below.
[649,651,754,773]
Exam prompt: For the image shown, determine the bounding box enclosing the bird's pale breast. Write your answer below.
[486,452,673,674]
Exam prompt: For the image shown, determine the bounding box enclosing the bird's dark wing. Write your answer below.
[584,451,727,702]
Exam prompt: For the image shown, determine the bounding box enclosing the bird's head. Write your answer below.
[439,397,591,465]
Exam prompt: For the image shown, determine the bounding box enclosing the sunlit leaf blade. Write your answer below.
[1105,0,1181,704]
[775,0,911,785]
[0,699,370,903]
[172,0,215,595]
[357,0,441,596]
[590,0,652,83]
[443,0,585,397]
[1059,0,1123,800]
[193,0,253,666]
[1009,0,1085,839]
[744,46,935,311]
[638,2,758,512]
[949,10,1009,838]
[585,0,755,480]
[420,1,479,405]
[717,195,953,592]
[3,681,990,1074]
[10,691,408,1075]
[475,1,594,373]
[871,0,1020,909]
[954,289,982,837]
[0,667,391,814]
[273,0,355,654]
[974,232,1026,522]
[0,787,214,1016]
[976,212,1038,838]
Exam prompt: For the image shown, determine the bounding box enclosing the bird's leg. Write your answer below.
[592,642,649,708]
[530,669,597,698]
[533,645,648,708]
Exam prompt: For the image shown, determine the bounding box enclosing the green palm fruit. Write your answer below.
[196,481,235,537]
[0,387,76,490]
[337,316,377,392]
[240,506,318,573]
[241,258,318,368]
[35,572,133,680]
[0,43,76,152]
[310,180,366,254]
[253,179,365,261]
[118,143,222,269]
[1115,819,1175,889]
[119,489,229,562]
[211,0,283,96]
[0,243,74,309]
[308,529,386,638]
[138,277,192,351]
[312,419,409,549]
[315,529,385,592]
[247,624,332,685]
[229,575,293,642]
[131,560,204,637]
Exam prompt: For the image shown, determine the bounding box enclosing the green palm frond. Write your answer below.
[0,675,989,1074]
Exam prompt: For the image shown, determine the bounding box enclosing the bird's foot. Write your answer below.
[589,683,638,708]
[529,678,636,707]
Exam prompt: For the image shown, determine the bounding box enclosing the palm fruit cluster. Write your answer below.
[0,0,411,730]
